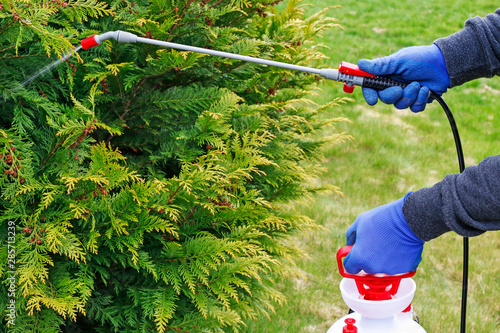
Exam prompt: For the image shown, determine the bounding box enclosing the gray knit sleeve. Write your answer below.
[434,8,500,87]
[403,155,500,242]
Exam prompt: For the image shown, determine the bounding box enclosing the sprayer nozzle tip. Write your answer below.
[81,35,99,50]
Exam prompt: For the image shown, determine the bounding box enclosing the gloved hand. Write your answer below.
[344,193,425,275]
[358,44,450,112]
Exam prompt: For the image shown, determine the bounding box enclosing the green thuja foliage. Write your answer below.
[0,0,350,331]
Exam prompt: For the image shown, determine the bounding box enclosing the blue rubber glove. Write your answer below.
[344,193,424,275]
[358,44,450,112]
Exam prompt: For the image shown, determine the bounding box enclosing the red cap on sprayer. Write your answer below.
[343,318,357,333]
[81,35,99,50]
[337,245,416,301]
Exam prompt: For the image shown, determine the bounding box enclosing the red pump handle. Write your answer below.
[337,245,416,300]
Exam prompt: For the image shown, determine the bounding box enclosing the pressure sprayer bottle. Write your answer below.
[327,246,426,333]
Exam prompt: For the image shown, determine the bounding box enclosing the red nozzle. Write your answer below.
[81,35,99,50]
[337,245,416,301]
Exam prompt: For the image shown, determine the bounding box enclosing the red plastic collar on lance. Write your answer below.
[80,31,408,94]
[81,31,138,49]
[337,245,416,301]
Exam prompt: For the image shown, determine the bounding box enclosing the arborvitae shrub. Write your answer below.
[0,0,349,332]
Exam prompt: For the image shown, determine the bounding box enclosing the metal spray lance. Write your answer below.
[80,30,410,94]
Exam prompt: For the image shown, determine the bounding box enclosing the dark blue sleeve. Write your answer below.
[434,8,500,87]
[403,155,500,241]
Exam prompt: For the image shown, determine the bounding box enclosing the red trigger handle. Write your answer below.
[338,62,375,78]
[338,62,375,93]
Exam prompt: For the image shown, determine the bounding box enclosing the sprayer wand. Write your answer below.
[81,30,409,95]
[81,30,469,333]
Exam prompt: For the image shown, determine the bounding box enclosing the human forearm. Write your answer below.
[404,155,500,241]
[434,8,500,87]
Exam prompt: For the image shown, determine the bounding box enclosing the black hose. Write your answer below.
[431,93,465,172]
[431,92,468,333]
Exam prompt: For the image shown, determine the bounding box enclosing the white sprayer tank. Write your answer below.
[327,246,427,333]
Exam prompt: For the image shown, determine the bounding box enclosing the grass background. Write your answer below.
[243,1,500,332]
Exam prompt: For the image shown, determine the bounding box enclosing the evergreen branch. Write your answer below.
[40,135,70,167]
[209,0,225,9]
[166,0,195,41]
[104,76,147,143]
[0,20,17,34]
[119,77,147,120]
[168,183,183,203]
[264,72,287,99]
[223,8,258,28]
[178,204,199,227]
[63,0,114,23]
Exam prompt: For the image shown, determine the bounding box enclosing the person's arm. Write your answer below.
[404,155,500,241]
[435,8,500,87]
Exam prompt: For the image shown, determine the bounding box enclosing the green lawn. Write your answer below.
[243,1,500,332]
